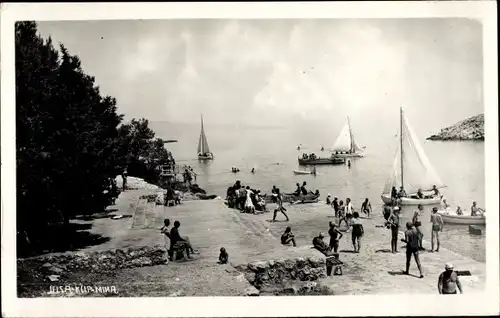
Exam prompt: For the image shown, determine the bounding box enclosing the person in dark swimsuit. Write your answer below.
[312,232,334,256]
[218,247,229,264]
[332,197,339,217]
[281,227,297,247]
[350,212,364,253]
[401,222,424,278]
[328,221,343,253]
[271,185,278,203]
[361,198,372,217]
[391,186,398,201]
[413,204,424,250]
[387,207,400,253]
[293,183,301,196]
[438,263,463,294]
[300,181,308,195]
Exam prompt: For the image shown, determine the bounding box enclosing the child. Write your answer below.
[219,247,229,264]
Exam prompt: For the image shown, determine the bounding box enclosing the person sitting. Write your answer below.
[293,183,301,196]
[255,190,267,211]
[398,186,407,198]
[174,190,182,205]
[432,185,441,197]
[281,227,297,247]
[391,186,398,202]
[326,194,332,205]
[169,221,198,260]
[218,247,229,264]
[441,199,450,210]
[416,189,424,199]
[456,206,463,215]
[470,201,485,216]
[300,181,308,196]
[312,232,333,256]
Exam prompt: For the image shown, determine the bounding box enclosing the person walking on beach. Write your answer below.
[387,207,401,253]
[281,227,297,247]
[413,204,424,250]
[328,221,343,253]
[272,188,289,222]
[438,263,463,294]
[430,207,444,252]
[338,200,349,230]
[401,222,424,278]
[350,212,364,253]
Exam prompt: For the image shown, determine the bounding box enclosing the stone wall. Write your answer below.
[18,245,167,280]
[237,257,331,295]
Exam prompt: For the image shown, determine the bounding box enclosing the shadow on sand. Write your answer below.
[375,249,392,253]
[387,270,421,278]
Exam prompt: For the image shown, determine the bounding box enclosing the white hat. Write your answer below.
[445,263,454,270]
[394,206,400,211]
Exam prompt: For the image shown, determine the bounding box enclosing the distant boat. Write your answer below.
[197,115,214,160]
[293,168,317,175]
[381,107,445,206]
[330,117,364,158]
[298,154,345,166]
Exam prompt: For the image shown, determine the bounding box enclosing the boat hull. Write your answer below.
[332,152,364,158]
[381,194,442,206]
[293,170,315,175]
[298,157,345,165]
[263,193,320,204]
[438,212,485,225]
[198,153,214,160]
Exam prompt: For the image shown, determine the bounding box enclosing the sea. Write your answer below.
[150,120,486,262]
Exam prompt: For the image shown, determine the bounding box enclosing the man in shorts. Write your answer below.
[438,263,463,294]
[430,207,444,252]
[401,222,424,278]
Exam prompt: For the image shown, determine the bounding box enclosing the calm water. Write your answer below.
[150,121,486,262]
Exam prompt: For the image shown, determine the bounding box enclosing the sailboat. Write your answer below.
[381,108,445,206]
[330,117,364,158]
[197,115,214,160]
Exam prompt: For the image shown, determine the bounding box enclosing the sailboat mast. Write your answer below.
[400,107,404,188]
[347,117,354,152]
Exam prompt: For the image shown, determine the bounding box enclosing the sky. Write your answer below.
[36,18,483,134]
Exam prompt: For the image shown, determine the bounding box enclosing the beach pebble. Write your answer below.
[245,286,260,296]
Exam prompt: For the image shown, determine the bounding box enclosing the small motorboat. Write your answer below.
[438,211,486,225]
[293,169,317,175]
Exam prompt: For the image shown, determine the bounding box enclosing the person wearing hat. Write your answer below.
[430,207,444,252]
[401,221,424,278]
[438,263,463,294]
[387,206,401,253]
[313,232,333,256]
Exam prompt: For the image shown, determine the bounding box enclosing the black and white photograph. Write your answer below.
[1,2,498,317]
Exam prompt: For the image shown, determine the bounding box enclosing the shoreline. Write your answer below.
[17,187,485,297]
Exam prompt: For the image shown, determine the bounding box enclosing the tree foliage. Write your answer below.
[16,21,169,255]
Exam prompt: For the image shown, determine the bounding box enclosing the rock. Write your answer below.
[427,114,484,141]
[169,290,185,297]
[244,272,256,284]
[48,266,64,274]
[47,275,60,282]
[42,262,52,268]
[245,286,260,296]
[469,225,483,235]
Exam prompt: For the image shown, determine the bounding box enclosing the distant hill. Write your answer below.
[427,114,484,141]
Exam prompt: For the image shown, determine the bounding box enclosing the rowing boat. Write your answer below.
[293,170,317,175]
[438,211,486,225]
[298,156,345,165]
[263,193,320,204]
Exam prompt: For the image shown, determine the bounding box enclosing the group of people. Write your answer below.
[182,166,197,185]
[292,181,320,198]
[301,153,318,160]
[164,185,182,206]
[161,219,198,261]
[326,195,372,226]
[390,185,442,203]
[226,180,267,213]
[442,200,485,217]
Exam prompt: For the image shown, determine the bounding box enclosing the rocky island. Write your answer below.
[427,114,484,141]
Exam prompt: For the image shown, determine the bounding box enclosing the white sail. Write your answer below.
[331,120,352,152]
[401,113,444,194]
[382,144,400,195]
[197,115,211,155]
[384,109,445,195]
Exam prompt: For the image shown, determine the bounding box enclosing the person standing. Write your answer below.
[328,221,343,253]
[430,207,444,252]
[438,263,463,294]
[350,212,364,253]
[413,204,424,250]
[332,197,339,217]
[160,218,171,262]
[387,206,401,253]
[401,222,424,278]
[272,188,289,222]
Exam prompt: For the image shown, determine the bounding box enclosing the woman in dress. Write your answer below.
[244,186,255,214]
